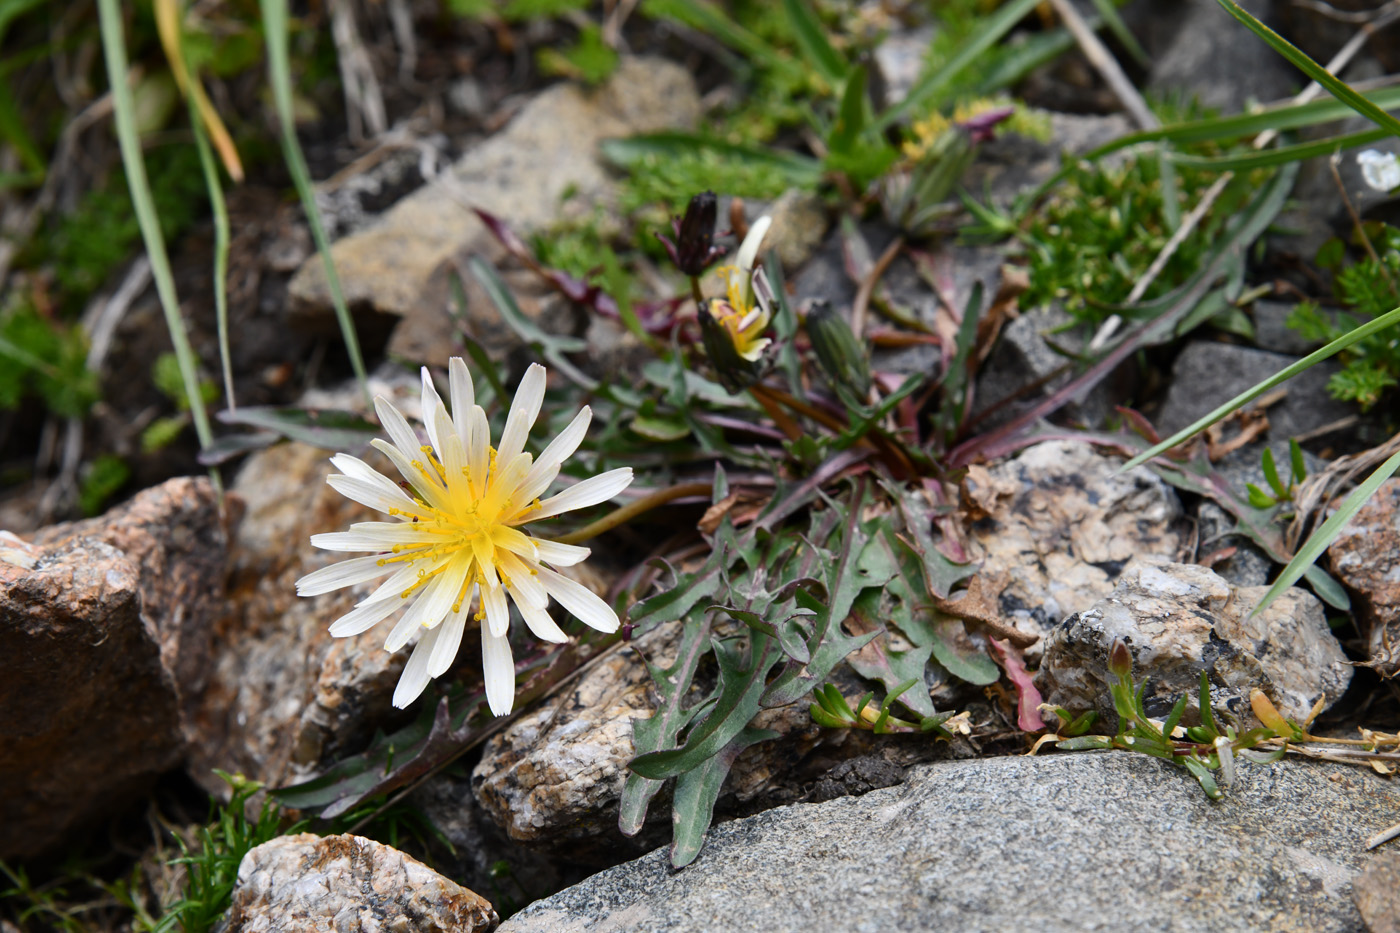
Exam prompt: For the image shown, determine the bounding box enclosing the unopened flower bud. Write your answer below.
[658,190,723,276]
[806,300,871,397]
[1108,639,1133,679]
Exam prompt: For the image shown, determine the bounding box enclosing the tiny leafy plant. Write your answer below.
[1288,223,1400,410]
[158,771,304,933]
[1046,641,1296,799]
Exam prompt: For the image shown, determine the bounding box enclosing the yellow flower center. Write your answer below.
[712,266,771,362]
[375,444,542,618]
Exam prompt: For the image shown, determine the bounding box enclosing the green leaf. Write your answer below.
[1261,448,1285,499]
[1216,0,1400,140]
[781,0,847,86]
[630,411,691,442]
[628,633,783,781]
[217,406,381,451]
[1165,126,1390,172]
[1246,482,1276,509]
[602,133,823,188]
[669,726,779,868]
[642,0,793,74]
[1290,438,1307,484]
[259,0,369,408]
[620,615,712,836]
[1181,755,1223,799]
[1057,736,1113,750]
[1162,693,1189,742]
[828,65,868,156]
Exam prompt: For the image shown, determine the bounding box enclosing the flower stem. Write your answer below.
[553,482,714,545]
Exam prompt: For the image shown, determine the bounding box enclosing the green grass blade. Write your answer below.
[1089,0,1147,67]
[97,0,214,454]
[1121,303,1400,471]
[1217,0,1400,139]
[880,0,1042,128]
[189,111,236,412]
[643,0,791,74]
[1166,126,1390,171]
[781,0,847,86]
[260,0,370,409]
[1253,446,1400,616]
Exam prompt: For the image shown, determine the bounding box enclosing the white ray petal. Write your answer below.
[514,464,560,512]
[327,596,402,637]
[735,215,771,273]
[429,604,469,678]
[497,363,546,467]
[327,474,418,516]
[482,627,516,716]
[532,538,591,567]
[467,406,490,494]
[370,439,451,513]
[330,453,394,486]
[519,407,590,501]
[449,357,475,439]
[518,599,568,643]
[482,582,510,638]
[296,555,395,596]
[384,572,456,652]
[310,526,433,552]
[420,367,448,456]
[375,396,423,464]
[364,560,429,603]
[530,468,633,521]
[393,623,442,708]
[538,567,619,633]
[499,551,548,609]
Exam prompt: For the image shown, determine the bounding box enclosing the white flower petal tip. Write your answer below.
[300,356,618,715]
[735,215,772,272]
[1359,149,1400,192]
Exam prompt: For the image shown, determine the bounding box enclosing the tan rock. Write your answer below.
[288,57,700,366]
[1328,477,1400,677]
[0,478,229,858]
[1353,850,1400,933]
[961,439,1185,655]
[1037,559,1352,726]
[224,833,496,933]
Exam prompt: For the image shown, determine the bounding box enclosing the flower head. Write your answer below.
[707,215,774,363]
[296,359,632,715]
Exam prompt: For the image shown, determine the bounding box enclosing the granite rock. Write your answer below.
[1327,477,1400,677]
[223,833,497,933]
[1353,850,1400,933]
[1037,559,1352,726]
[1156,341,1354,443]
[960,440,1186,654]
[0,478,229,858]
[497,754,1399,933]
[288,57,700,366]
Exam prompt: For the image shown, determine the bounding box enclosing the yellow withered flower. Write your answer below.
[296,359,632,715]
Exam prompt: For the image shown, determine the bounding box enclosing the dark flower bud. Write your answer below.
[657,191,723,276]
[1108,639,1133,680]
[806,300,871,397]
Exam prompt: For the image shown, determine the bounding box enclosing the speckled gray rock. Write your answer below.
[1328,477,1400,677]
[1156,342,1354,443]
[222,833,496,933]
[1037,560,1351,726]
[1353,850,1400,933]
[288,57,700,366]
[960,440,1186,655]
[497,754,1399,933]
[0,478,229,859]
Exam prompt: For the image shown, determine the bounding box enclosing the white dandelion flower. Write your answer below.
[297,359,632,715]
